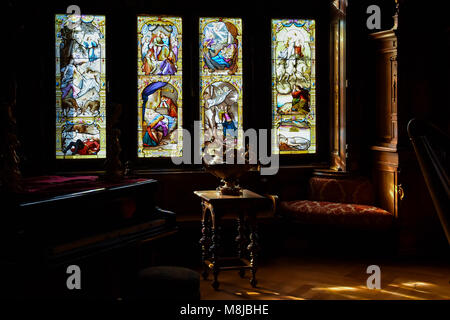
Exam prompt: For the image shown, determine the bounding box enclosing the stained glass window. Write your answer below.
[271,19,316,155]
[199,18,243,159]
[55,14,106,159]
[137,16,183,158]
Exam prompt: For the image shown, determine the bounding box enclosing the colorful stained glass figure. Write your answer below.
[271,19,316,154]
[137,16,183,158]
[200,18,243,159]
[55,14,106,159]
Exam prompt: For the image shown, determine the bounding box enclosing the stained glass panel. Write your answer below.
[137,16,183,158]
[199,17,243,159]
[271,19,316,155]
[55,14,106,159]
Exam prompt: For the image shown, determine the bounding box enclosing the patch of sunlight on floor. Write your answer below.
[401,281,436,288]
[389,283,450,299]
[388,283,431,294]
[377,290,425,300]
[233,289,304,300]
[354,286,425,300]
[312,286,359,292]
[311,285,429,300]
[245,291,261,296]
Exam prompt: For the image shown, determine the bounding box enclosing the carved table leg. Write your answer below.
[236,212,246,278]
[209,205,221,290]
[247,211,259,288]
[199,201,211,280]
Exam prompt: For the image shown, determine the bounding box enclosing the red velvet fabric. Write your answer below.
[308,176,375,205]
[280,200,393,229]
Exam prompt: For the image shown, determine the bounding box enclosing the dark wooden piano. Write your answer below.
[0,175,177,298]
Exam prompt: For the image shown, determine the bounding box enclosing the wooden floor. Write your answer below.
[199,256,450,300]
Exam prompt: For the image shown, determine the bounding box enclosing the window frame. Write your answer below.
[51,5,335,174]
[136,14,184,160]
[53,9,112,174]
[262,12,331,168]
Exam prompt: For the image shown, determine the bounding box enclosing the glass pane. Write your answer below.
[271,19,316,155]
[137,16,183,158]
[199,17,243,159]
[55,14,106,159]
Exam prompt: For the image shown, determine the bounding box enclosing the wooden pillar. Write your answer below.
[369,2,401,219]
[330,0,347,171]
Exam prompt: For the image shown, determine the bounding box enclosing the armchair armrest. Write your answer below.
[263,194,279,216]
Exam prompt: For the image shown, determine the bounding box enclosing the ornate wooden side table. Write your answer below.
[194,190,271,290]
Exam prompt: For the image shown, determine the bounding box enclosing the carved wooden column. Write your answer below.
[369,30,400,219]
[0,80,23,193]
[1,2,23,193]
[370,34,398,150]
[330,0,347,171]
[369,2,401,219]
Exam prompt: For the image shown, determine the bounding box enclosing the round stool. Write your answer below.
[133,266,200,300]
